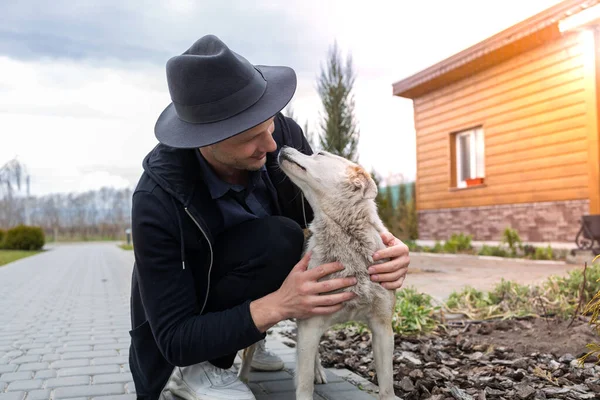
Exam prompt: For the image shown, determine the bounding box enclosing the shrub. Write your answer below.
[478,245,510,258]
[4,225,45,250]
[445,264,600,320]
[443,233,472,253]
[579,255,600,366]
[501,227,522,256]
[0,229,5,249]
[392,287,440,335]
[533,245,553,260]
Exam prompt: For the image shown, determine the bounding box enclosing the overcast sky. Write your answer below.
[1,0,563,196]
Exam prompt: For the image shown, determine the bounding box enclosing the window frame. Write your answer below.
[454,127,485,189]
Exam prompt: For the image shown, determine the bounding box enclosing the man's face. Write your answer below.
[204,117,277,171]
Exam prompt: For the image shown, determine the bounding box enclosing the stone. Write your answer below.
[399,376,415,392]
[450,386,474,400]
[558,354,575,364]
[512,358,529,370]
[514,383,536,399]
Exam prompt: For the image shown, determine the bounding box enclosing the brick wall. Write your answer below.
[418,200,589,242]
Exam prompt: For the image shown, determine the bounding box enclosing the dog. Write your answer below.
[238,147,397,400]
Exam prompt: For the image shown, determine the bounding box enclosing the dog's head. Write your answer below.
[277,146,378,208]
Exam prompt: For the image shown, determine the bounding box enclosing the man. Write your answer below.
[129,35,410,400]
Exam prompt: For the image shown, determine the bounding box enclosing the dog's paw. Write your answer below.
[314,364,328,384]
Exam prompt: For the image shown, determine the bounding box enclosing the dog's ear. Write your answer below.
[349,166,378,199]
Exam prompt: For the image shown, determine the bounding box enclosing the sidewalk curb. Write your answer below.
[410,251,567,265]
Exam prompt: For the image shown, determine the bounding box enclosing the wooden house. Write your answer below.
[392,0,600,242]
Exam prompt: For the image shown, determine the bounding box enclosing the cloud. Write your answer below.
[1,0,566,195]
[0,0,333,78]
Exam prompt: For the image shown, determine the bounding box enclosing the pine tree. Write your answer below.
[317,41,359,162]
[304,121,318,151]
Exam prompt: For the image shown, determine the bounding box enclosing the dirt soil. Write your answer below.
[282,317,600,399]
[455,317,598,358]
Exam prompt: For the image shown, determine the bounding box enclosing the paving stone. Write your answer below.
[17,343,46,351]
[63,340,117,347]
[16,362,49,371]
[0,392,25,400]
[2,351,23,359]
[91,395,136,400]
[0,372,33,382]
[61,350,118,360]
[46,376,91,388]
[248,371,295,382]
[124,382,136,394]
[93,343,129,351]
[27,347,54,355]
[56,345,93,353]
[50,359,90,369]
[57,365,121,377]
[255,395,327,400]
[93,373,133,384]
[53,383,125,398]
[315,383,378,399]
[34,369,57,379]
[6,379,43,391]
[91,356,129,366]
[258,379,296,393]
[0,365,17,374]
[8,355,41,364]
[41,353,61,362]
[25,389,51,400]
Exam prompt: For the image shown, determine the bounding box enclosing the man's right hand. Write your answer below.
[249,252,357,332]
[272,251,357,320]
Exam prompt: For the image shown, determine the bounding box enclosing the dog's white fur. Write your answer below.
[239,147,397,400]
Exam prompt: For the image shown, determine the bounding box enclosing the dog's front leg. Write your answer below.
[368,315,395,400]
[295,316,328,400]
[238,342,257,383]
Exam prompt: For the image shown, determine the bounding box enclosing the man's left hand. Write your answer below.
[369,232,410,290]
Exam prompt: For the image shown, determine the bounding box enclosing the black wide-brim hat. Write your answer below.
[155,34,297,148]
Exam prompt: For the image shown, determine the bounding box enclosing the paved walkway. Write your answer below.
[405,251,584,302]
[0,243,383,400]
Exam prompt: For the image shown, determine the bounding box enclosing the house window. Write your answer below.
[455,127,485,188]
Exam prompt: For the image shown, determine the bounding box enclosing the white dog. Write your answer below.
[239,147,397,400]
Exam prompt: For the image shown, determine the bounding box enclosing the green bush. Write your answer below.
[392,287,440,335]
[501,227,522,256]
[4,225,45,250]
[478,245,510,258]
[443,233,472,253]
[0,229,5,249]
[533,245,553,260]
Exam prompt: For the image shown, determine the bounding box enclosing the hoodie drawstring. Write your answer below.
[171,197,186,270]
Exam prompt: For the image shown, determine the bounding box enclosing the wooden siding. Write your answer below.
[413,32,593,211]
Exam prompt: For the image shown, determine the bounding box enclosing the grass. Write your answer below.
[332,286,441,336]
[118,243,133,250]
[444,261,600,320]
[0,249,44,266]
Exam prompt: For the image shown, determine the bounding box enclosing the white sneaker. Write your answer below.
[250,339,284,371]
[166,361,256,400]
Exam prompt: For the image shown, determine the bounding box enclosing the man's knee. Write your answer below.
[260,216,305,289]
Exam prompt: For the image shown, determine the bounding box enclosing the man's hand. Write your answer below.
[250,252,357,332]
[369,232,410,290]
